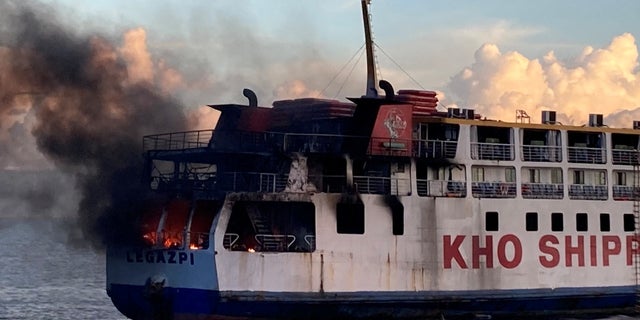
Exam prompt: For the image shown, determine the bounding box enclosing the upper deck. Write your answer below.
[142,103,640,203]
[143,110,640,165]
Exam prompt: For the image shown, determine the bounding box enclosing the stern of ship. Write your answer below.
[106,198,223,319]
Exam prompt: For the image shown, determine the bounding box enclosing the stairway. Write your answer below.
[245,205,288,251]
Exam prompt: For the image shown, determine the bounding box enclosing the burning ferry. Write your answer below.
[107,1,640,319]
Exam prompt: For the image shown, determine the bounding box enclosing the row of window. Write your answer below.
[472,166,615,185]
[485,211,637,232]
[336,203,636,235]
[336,204,637,237]
[421,123,640,165]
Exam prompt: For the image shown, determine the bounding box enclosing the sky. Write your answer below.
[2,0,640,171]
[40,0,640,120]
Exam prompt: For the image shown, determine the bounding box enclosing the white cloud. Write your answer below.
[446,33,640,127]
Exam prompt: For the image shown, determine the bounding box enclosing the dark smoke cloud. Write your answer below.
[0,0,187,248]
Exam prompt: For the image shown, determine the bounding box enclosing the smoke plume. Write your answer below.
[0,1,187,248]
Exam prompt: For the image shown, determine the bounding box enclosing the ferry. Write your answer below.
[106,1,640,319]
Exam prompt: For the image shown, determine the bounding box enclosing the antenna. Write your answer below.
[361,0,378,98]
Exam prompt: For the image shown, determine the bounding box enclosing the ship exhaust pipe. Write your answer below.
[379,80,395,100]
[243,88,258,107]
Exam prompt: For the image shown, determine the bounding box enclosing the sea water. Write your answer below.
[1,217,640,320]
[0,218,124,320]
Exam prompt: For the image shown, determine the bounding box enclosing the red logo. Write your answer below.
[383,108,407,139]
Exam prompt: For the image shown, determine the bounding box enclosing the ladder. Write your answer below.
[246,205,271,235]
[634,163,640,313]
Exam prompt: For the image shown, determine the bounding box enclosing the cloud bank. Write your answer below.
[447,33,640,127]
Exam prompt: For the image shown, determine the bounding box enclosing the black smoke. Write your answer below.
[0,1,187,248]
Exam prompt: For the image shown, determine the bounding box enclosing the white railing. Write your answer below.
[144,130,457,158]
[568,184,608,200]
[521,183,563,199]
[142,130,640,167]
[353,176,411,195]
[471,142,514,160]
[304,235,316,251]
[471,182,517,198]
[217,172,288,193]
[521,145,562,162]
[254,234,296,252]
[416,179,466,197]
[223,233,240,249]
[567,147,606,164]
[143,130,213,152]
[612,149,640,165]
[414,139,457,158]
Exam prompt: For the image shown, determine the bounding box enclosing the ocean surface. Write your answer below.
[0,217,125,320]
[2,217,640,320]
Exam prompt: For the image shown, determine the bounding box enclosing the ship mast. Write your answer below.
[361,0,378,98]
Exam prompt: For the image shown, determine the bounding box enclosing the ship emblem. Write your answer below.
[383,108,407,139]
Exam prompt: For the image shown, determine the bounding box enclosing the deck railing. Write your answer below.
[304,235,316,251]
[217,172,289,193]
[142,130,640,167]
[223,233,240,249]
[143,130,213,152]
[254,234,297,252]
[150,170,412,195]
[521,145,562,162]
[568,184,608,200]
[470,142,514,161]
[521,183,563,199]
[143,130,460,158]
[471,182,517,198]
[414,140,458,158]
[612,149,640,165]
[416,179,466,197]
[353,176,411,195]
[151,230,204,250]
[612,185,640,201]
[567,147,606,164]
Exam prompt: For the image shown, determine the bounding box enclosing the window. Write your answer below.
[445,125,459,140]
[598,171,607,185]
[529,169,540,183]
[551,212,563,232]
[189,200,223,250]
[472,167,485,182]
[337,202,365,234]
[526,212,538,231]
[624,214,636,232]
[616,172,627,186]
[486,211,499,231]
[551,168,563,184]
[505,167,516,183]
[600,213,610,232]
[573,171,584,184]
[388,196,404,235]
[576,213,588,232]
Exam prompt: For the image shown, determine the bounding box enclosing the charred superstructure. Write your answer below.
[106,1,640,319]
